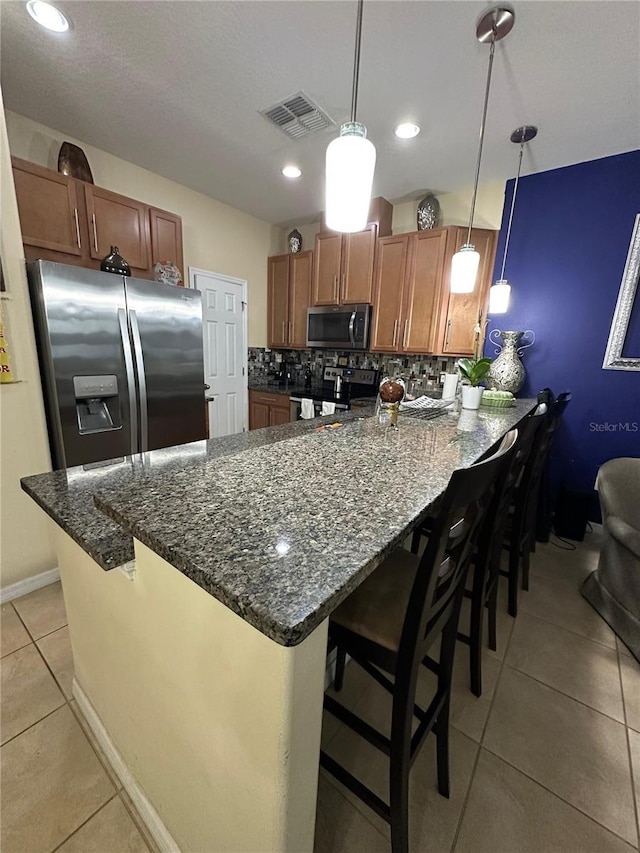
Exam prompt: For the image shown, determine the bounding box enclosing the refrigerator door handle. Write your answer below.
[129,309,148,452]
[118,308,138,455]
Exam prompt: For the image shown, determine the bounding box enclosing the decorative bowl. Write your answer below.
[481,390,515,408]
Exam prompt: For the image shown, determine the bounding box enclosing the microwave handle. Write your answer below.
[348,311,356,346]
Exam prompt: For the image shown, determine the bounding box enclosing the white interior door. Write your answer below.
[190,268,247,437]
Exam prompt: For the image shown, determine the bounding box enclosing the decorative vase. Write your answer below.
[288,229,302,253]
[57,142,94,183]
[486,330,535,394]
[100,246,131,276]
[461,385,484,410]
[416,194,440,231]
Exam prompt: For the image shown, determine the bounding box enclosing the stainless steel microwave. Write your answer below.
[306,304,371,350]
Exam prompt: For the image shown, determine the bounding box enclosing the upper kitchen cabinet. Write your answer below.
[149,207,184,278]
[84,185,150,271]
[312,197,392,306]
[435,227,497,356]
[11,157,185,281]
[12,157,83,257]
[267,250,313,349]
[371,229,448,354]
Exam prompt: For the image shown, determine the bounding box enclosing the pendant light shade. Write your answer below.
[451,5,514,293]
[488,279,511,313]
[325,0,376,233]
[451,244,480,294]
[488,125,538,315]
[326,122,376,232]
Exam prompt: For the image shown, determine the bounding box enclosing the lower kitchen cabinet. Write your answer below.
[248,390,291,430]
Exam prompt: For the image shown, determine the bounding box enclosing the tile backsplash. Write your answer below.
[248,347,459,383]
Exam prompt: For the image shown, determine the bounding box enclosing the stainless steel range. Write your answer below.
[289,367,378,421]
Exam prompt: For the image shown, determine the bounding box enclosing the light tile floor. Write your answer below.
[1,531,638,852]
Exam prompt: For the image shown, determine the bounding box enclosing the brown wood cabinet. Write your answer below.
[84,185,150,271]
[12,157,184,282]
[371,229,448,354]
[149,207,184,277]
[312,225,378,306]
[248,390,291,430]
[435,227,497,356]
[371,226,496,356]
[12,157,83,257]
[267,251,312,348]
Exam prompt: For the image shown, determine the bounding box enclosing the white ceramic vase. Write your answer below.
[461,385,484,410]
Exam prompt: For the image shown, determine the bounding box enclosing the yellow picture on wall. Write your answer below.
[0,318,14,383]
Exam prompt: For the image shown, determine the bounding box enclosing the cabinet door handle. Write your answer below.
[73,208,81,249]
[392,319,399,348]
[289,322,293,343]
[341,273,346,301]
[445,320,452,349]
[91,213,98,253]
[403,319,409,349]
[334,275,338,301]
[282,320,286,343]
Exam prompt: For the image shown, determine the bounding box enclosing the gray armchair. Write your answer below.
[582,457,640,660]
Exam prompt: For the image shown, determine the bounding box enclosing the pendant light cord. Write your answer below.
[350,0,364,123]
[499,136,525,280]
[466,23,497,246]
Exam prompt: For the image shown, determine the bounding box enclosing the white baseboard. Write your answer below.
[72,679,180,853]
[0,567,60,604]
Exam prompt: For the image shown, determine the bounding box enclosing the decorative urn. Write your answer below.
[486,330,535,394]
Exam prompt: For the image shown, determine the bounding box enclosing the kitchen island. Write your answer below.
[22,400,536,852]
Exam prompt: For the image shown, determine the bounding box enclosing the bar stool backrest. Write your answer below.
[396,430,518,696]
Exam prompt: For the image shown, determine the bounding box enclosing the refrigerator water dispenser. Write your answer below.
[73,375,121,434]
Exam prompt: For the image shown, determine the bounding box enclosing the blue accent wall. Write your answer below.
[484,149,640,504]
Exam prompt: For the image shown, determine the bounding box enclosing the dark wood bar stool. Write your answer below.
[320,431,517,853]
[502,392,572,615]
[457,405,548,695]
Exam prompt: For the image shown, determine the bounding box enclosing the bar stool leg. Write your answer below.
[410,528,421,555]
[508,546,520,618]
[334,647,346,691]
[389,717,411,853]
[522,547,531,591]
[487,582,498,652]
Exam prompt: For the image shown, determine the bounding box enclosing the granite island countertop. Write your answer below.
[23,400,536,647]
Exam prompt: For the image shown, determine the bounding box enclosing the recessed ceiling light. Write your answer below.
[394,122,420,140]
[26,0,69,32]
[282,165,302,179]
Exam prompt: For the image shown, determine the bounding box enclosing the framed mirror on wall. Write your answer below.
[603,213,640,371]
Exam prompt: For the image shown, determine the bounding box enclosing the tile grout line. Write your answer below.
[502,659,627,726]
[449,603,516,852]
[0,701,66,749]
[617,643,640,850]
[517,604,616,653]
[48,793,119,853]
[480,741,639,850]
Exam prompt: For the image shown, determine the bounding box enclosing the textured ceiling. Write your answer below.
[1,1,638,226]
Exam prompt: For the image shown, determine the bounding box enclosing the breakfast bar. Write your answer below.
[21,402,535,852]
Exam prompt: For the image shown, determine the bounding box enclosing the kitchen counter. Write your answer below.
[21,407,371,573]
[21,398,537,853]
[23,400,535,646]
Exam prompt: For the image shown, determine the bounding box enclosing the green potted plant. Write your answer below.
[457,321,492,410]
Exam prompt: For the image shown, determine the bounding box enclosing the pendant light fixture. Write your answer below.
[325,0,376,233]
[451,5,514,293]
[489,125,538,314]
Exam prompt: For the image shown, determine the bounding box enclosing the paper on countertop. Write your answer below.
[399,396,453,412]
[301,399,315,419]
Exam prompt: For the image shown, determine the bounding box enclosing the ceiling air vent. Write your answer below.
[261,91,334,139]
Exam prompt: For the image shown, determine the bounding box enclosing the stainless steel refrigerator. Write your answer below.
[28,261,207,469]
